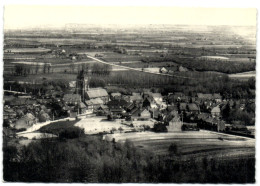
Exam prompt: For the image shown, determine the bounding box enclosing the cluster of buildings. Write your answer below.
[61,71,229,132]
[3,93,51,131]
[3,69,253,137]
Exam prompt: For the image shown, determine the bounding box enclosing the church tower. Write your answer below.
[76,69,88,101]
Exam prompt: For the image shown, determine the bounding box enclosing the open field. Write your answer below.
[75,116,132,134]
[4,47,51,53]
[104,130,255,159]
[229,70,256,80]
[4,72,77,82]
[34,116,132,135]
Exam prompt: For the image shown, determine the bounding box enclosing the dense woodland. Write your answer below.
[141,56,256,74]
[3,136,255,183]
[4,71,256,101]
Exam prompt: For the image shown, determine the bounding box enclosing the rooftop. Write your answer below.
[86,88,108,99]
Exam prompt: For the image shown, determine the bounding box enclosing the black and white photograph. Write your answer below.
[1,2,257,183]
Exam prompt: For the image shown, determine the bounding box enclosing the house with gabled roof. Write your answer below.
[179,103,187,112]
[129,94,143,104]
[110,92,122,100]
[131,108,151,119]
[140,109,151,118]
[143,97,157,109]
[160,67,168,74]
[213,93,222,102]
[107,99,128,109]
[96,105,109,116]
[63,94,81,105]
[164,110,179,123]
[196,93,214,101]
[211,105,221,117]
[166,113,183,132]
[4,108,16,120]
[149,108,160,119]
[125,102,135,112]
[187,103,200,114]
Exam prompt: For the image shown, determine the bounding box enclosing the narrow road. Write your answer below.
[4,90,27,94]
[87,55,197,79]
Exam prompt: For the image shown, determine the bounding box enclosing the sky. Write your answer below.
[4,6,257,29]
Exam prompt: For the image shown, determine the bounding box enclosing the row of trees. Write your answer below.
[68,63,112,76]
[91,63,112,76]
[4,79,70,96]
[13,62,51,76]
[89,70,255,100]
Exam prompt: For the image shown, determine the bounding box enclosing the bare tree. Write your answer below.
[26,67,30,75]
[43,62,47,74]
[47,65,51,74]
[70,63,75,74]
[15,64,23,76]
[35,63,39,74]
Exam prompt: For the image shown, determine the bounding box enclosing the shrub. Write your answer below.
[58,127,84,139]
[153,123,167,132]
[168,143,178,156]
